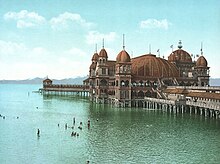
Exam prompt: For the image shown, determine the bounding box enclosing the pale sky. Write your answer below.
[0,0,220,80]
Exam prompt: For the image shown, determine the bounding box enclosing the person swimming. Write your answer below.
[87,119,90,129]
[73,117,75,125]
[37,129,40,137]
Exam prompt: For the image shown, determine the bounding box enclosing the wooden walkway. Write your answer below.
[39,84,89,96]
[143,97,220,119]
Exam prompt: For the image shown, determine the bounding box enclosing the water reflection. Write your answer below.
[86,104,220,163]
[1,85,220,163]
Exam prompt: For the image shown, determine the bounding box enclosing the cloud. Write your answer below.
[0,40,90,79]
[4,10,46,28]
[86,31,118,45]
[3,10,94,30]
[0,40,27,56]
[0,40,49,62]
[50,12,94,30]
[60,47,88,62]
[140,19,171,30]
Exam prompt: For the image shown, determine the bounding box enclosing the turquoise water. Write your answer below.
[0,84,220,164]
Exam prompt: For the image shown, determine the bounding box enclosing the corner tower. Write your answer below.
[115,34,132,107]
[195,46,210,86]
[94,39,109,103]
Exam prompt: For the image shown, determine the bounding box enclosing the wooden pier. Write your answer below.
[40,78,220,119]
[39,84,90,96]
[106,96,220,119]
[141,97,220,119]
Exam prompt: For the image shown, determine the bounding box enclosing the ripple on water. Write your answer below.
[1,85,220,163]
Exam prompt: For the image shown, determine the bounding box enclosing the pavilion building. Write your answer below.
[86,40,210,107]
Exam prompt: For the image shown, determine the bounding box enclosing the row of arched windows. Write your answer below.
[99,58,106,64]
[131,91,157,98]
[97,79,158,88]
[97,89,157,98]
[131,81,158,87]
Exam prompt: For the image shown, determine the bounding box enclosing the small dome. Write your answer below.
[91,52,99,61]
[168,49,192,62]
[116,50,131,63]
[90,62,97,69]
[43,78,52,85]
[196,56,208,67]
[99,48,108,58]
[43,78,52,83]
[132,54,179,78]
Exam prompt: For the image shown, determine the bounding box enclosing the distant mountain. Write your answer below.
[1,77,219,86]
[210,78,220,86]
[0,76,87,84]
[52,76,87,84]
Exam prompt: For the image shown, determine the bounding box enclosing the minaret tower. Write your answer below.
[115,34,132,107]
[94,39,109,103]
[195,42,210,86]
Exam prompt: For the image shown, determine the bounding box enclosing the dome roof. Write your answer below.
[132,54,179,78]
[168,49,192,62]
[99,48,108,58]
[116,50,131,63]
[90,62,97,69]
[91,52,99,61]
[43,78,52,83]
[196,56,208,67]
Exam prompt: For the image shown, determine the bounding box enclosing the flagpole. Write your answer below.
[170,45,173,53]
[157,49,160,57]
[201,42,203,56]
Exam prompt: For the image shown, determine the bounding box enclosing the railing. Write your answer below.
[167,86,220,91]
[42,84,89,92]
[144,97,175,105]
[186,101,220,111]
[44,84,89,89]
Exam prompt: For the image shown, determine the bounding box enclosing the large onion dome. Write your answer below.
[168,40,192,62]
[168,49,192,62]
[116,50,131,63]
[132,54,179,78]
[99,48,108,58]
[89,63,97,69]
[196,56,208,67]
[91,52,99,61]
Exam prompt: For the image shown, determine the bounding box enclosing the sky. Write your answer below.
[0,0,220,80]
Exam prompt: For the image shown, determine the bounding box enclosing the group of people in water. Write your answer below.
[37,117,92,138]
[69,117,91,137]
[36,117,92,163]
[0,114,19,120]
[0,114,5,119]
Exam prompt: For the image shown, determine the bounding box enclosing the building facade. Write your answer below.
[87,41,210,107]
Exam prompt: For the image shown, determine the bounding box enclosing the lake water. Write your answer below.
[0,84,220,164]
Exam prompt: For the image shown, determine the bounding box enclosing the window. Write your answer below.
[102,68,106,75]
[116,80,118,86]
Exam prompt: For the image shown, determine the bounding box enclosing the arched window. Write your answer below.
[138,91,144,98]
[145,90,151,97]
[100,79,107,86]
[125,80,129,87]
[121,80,125,86]
[139,80,144,87]
[201,82,204,86]
[132,81,137,87]
[113,81,115,86]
